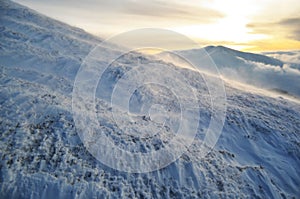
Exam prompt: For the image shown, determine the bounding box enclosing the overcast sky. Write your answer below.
[13,0,300,51]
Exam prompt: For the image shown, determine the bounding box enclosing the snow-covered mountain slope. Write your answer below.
[1,1,300,198]
[0,0,102,82]
[158,46,300,98]
[204,45,284,68]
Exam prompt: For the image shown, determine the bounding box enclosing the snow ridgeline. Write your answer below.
[158,46,300,99]
[1,0,300,198]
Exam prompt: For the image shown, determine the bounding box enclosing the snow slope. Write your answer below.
[203,45,284,68]
[1,0,300,198]
[158,46,300,98]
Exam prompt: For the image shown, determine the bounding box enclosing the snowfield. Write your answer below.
[1,0,300,198]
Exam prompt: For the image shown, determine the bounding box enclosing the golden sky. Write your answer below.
[14,0,300,52]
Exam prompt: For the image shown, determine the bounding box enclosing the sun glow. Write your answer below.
[13,0,300,51]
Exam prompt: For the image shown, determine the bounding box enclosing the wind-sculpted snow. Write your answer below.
[0,1,300,198]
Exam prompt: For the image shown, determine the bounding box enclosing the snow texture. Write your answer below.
[0,0,300,198]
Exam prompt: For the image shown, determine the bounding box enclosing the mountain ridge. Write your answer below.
[204,45,284,67]
[0,1,300,198]
[158,44,300,98]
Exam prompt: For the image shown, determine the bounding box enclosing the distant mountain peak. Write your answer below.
[202,45,284,67]
[1,1,300,198]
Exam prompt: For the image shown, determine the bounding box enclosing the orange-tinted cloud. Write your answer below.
[247,17,300,41]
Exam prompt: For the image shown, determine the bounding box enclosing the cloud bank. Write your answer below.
[157,47,300,98]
